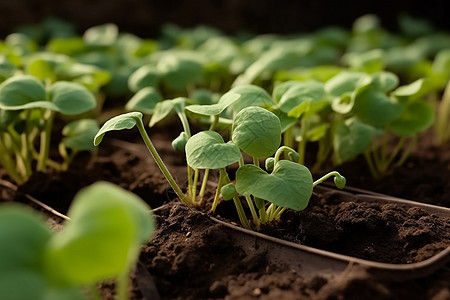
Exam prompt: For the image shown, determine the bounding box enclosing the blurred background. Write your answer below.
[0,0,449,37]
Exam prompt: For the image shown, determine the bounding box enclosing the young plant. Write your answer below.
[0,181,155,300]
[0,75,96,184]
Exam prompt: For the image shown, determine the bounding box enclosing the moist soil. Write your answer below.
[1,125,450,299]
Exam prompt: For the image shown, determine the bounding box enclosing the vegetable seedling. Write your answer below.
[0,181,155,300]
[0,75,97,184]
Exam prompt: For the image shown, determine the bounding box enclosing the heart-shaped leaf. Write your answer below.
[390,101,435,137]
[235,160,313,211]
[185,131,241,169]
[62,119,100,151]
[353,87,406,127]
[186,92,240,116]
[94,112,142,146]
[333,117,378,163]
[125,87,162,114]
[232,106,281,158]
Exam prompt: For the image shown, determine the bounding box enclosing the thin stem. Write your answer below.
[209,115,219,131]
[274,207,286,220]
[313,171,343,187]
[363,150,380,179]
[283,127,293,149]
[245,195,260,229]
[115,270,129,300]
[436,80,450,144]
[211,170,225,213]
[37,110,55,171]
[136,119,190,205]
[273,146,297,165]
[297,119,307,164]
[191,168,199,205]
[384,136,406,169]
[252,156,259,167]
[395,135,417,167]
[0,135,24,184]
[233,195,251,230]
[198,169,210,205]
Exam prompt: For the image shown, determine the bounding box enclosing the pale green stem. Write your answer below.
[383,136,406,170]
[274,207,286,220]
[37,110,55,171]
[266,203,276,221]
[191,168,199,204]
[135,119,190,205]
[115,270,129,300]
[283,127,293,149]
[245,195,260,228]
[364,150,380,179]
[436,80,450,144]
[209,115,219,131]
[313,171,343,187]
[394,135,417,167]
[211,169,227,213]
[297,119,307,164]
[197,169,210,205]
[274,146,297,165]
[233,195,251,230]
[252,156,259,167]
[0,136,24,184]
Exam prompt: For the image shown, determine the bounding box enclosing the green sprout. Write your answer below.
[0,181,155,300]
[0,75,97,184]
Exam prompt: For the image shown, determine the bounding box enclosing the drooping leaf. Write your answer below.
[185,131,241,169]
[232,106,281,158]
[45,182,155,285]
[62,119,100,151]
[391,78,426,98]
[235,160,313,211]
[125,87,162,114]
[390,101,435,137]
[94,112,143,146]
[333,117,378,163]
[149,97,186,127]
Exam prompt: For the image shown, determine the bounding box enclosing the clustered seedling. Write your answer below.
[0,181,155,300]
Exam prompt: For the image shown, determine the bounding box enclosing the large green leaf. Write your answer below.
[227,85,273,114]
[232,106,281,158]
[185,131,241,169]
[333,117,378,163]
[235,160,313,211]
[278,81,325,114]
[94,112,142,146]
[325,72,371,99]
[45,182,155,285]
[353,87,406,127]
[390,101,435,137]
[0,75,46,110]
[47,81,96,115]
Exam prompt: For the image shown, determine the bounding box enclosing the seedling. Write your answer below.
[0,75,96,183]
[0,181,155,300]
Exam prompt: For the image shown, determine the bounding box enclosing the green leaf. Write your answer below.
[45,182,155,285]
[325,72,372,99]
[391,78,426,98]
[390,101,435,137]
[186,92,240,116]
[353,87,406,127]
[83,23,118,47]
[235,160,313,211]
[157,54,203,90]
[185,131,241,169]
[62,119,100,151]
[278,81,325,114]
[371,72,399,92]
[232,106,281,158]
[128,64,160,92]
[125,87,162,114]
[227,85,273,114]
[343,49,384,73]
[0,75,46,110]
[94,112,143,146]
[149,97,186,127]
[333,118,378,163]
[47,81,96,115]
[273,81,299,103]
[27,59,56,82]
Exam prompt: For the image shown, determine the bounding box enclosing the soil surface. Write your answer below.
[1,121,450,299]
